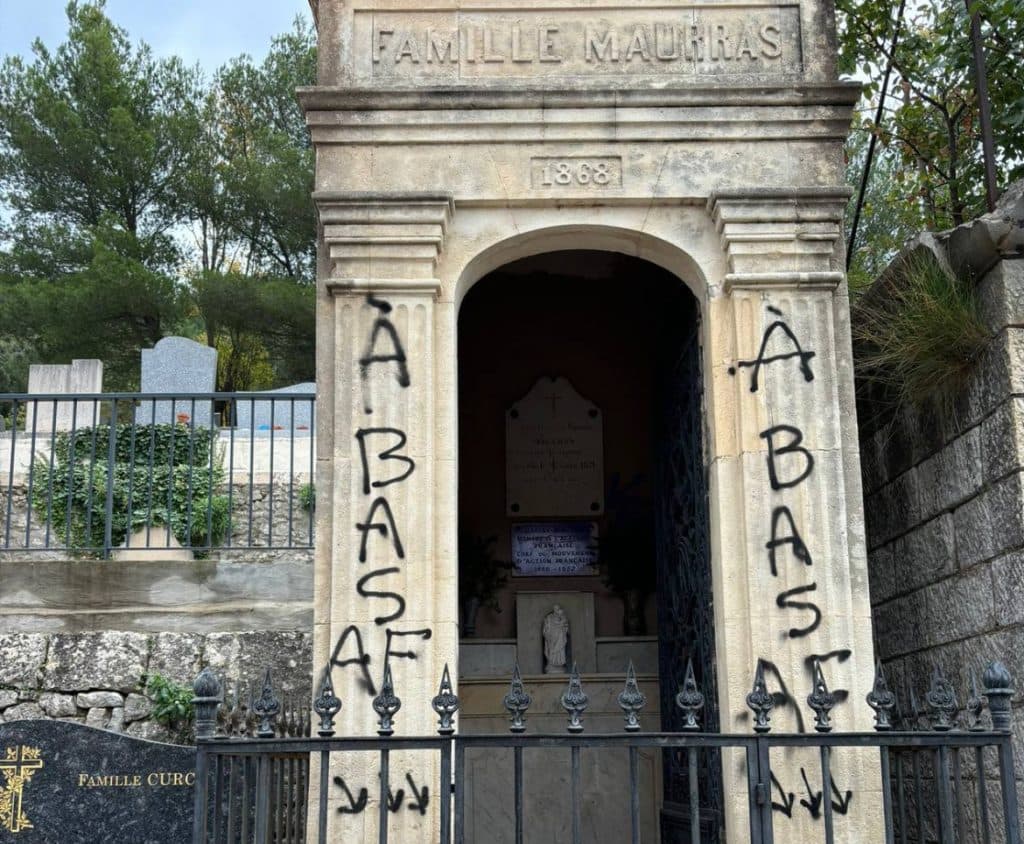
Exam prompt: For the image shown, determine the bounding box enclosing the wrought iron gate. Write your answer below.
[654,298,723,840]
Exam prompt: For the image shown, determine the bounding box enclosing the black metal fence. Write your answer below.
[0,392,315,555]
[191,659,1023,844]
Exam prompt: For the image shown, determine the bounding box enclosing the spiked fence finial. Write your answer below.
[432,664,460,737]
[746,660,773,734]
[503,663,532,734]
[617,661,647,733]
[866,660,896,731]
[675,658,705,732]
[373,663,402,737]
[313,665,342,737]
[926,665,958,731]
[253,668,281,739]
[807,660,836,733]
[561,663,589,734]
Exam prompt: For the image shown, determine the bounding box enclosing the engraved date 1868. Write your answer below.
[531,157,622,189]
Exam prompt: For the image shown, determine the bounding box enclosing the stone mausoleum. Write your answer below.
[302,0,876,840]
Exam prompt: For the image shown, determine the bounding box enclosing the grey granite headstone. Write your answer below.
[25,359,103,433]
[0,719,195,843]
[234,382,315,436]
[137,337,217,425]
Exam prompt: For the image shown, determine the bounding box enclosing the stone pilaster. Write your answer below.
[313,192,455,842]
[706,189,880,842]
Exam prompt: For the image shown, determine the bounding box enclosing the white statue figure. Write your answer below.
[542,604,570,674]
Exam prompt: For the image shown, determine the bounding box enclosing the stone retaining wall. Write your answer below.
[859,193,1024,779]
[0,630,313,743]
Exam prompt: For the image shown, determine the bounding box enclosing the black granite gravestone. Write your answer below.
[0,720,195,844]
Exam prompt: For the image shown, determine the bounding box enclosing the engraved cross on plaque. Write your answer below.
[1,746,43,833]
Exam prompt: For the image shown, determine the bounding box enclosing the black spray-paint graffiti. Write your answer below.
[749,659,854,819]
[761,425,815,491]
[766,506,812,576]
[729,306,817,392]
[359,296,411,414]
[329,626,434,698]
[776,583,822,639]
[737,307,855,821]
[356,428,416,493]
[334,773,429,816]
[771,772,796,818]
[798,768,854,819]
[357,497,406,563]
[335,777,369,814]
[330,295,434,699]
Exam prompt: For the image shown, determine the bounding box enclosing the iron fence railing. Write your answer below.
[0,392,316,555]
[191,658,1023,844]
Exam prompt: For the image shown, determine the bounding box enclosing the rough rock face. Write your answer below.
[945,179,1024,280]
[44,632,150,693]
[0,629,312,743]
[0,633,47,687]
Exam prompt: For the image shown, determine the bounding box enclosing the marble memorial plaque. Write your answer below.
[512,522,598,576]
[506,377,603,517]
[0,720,195,843]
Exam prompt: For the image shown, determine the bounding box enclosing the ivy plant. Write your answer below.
[30,422,230,552]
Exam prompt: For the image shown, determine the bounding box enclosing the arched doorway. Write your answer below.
[456,249,722,841]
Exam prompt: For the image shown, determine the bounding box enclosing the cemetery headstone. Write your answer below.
[25,359,103,434]
[234,382,316,436]
[137,337,217,426]
[0,719,195,843]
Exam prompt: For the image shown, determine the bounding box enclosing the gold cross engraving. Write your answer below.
[0,746,43,833]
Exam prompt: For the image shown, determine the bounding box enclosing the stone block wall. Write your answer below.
[0,630,313,743]
[860,239,1024,749]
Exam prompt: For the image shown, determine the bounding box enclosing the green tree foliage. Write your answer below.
[0,0,201,274]
[839,0,1024,277]
[0,3,316,393]
[173,19,316,281]
[192,272,315,391]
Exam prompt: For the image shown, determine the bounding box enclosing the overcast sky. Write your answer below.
[0,0,312,73]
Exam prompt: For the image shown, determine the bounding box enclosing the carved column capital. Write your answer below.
[708,188,851,293]
[315,191,455,296]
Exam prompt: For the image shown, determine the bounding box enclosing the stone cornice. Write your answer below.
[298,82,861,112]
[708,188,851,293]
[315,192,454,292]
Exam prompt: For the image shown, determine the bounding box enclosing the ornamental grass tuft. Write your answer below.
[852,251,989,414]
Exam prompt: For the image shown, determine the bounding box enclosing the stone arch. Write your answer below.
[451,224,711,310]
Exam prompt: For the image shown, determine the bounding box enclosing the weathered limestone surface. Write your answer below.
[861,187,1024,811]
[0,630,313,739]
[307,0,876,841]
[0,557,312,633]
